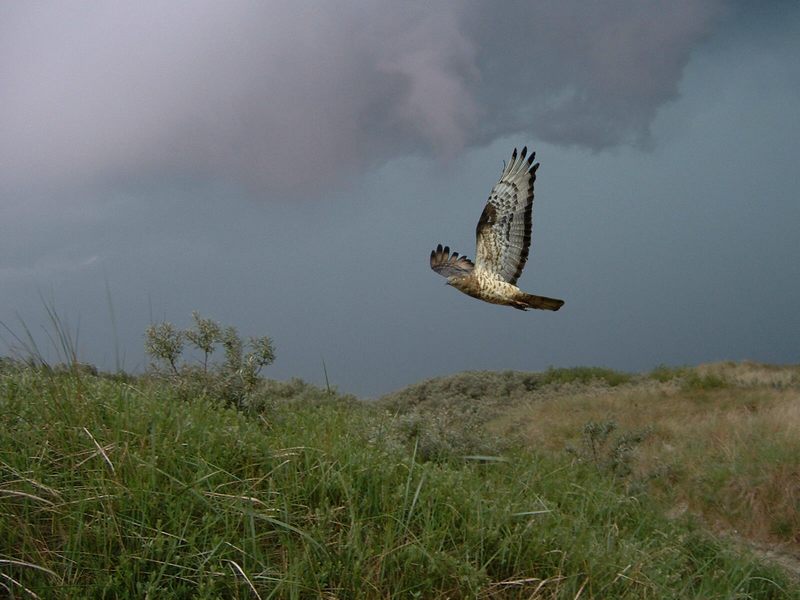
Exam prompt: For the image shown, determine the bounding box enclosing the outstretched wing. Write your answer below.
[474,147,538,284]
[430,244,474,278]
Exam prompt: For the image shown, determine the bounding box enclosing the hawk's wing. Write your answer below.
[474,147,538,284]
[430,244,475,278]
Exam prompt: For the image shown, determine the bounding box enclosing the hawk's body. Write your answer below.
[430,147,564,311]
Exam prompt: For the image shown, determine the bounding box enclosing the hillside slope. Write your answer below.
[0,363,797,598]
[379,362,800,571]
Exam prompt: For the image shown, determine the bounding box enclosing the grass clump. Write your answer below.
[1,367,797,598]
[649,363,734,390]
[566,419,654,480]
[681,371,729,392]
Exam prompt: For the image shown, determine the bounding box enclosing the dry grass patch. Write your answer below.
[695,361,800,388]
[487,372,800,550]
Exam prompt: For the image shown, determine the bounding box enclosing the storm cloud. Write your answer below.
[2,3,797,396]
[1,1,721,198]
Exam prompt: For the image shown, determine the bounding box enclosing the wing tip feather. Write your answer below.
[430,244,475,278]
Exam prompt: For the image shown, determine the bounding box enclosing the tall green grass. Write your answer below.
[1,368,796,598]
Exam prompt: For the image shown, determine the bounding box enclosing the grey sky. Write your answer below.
[2,2,798,397]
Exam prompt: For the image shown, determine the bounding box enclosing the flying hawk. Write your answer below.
[430,147,564,311]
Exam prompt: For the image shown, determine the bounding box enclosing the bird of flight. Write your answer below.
[430,147,564,311]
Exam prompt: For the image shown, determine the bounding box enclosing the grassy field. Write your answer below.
[1,362,798,598]
[494,364,800,549]
[380,362,800,577]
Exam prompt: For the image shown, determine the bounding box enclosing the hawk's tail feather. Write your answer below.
[518,292,564,311]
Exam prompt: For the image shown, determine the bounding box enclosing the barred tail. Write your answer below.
[519,292,564,311]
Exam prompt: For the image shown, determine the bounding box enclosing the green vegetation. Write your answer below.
[1,363,798,598]
[565,420,653,480]
[648,364,690,383]
[541,366,633,387]
[145,311,276,409]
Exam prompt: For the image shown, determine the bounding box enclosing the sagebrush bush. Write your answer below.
[144,311,275,408]
[370,408,508,463]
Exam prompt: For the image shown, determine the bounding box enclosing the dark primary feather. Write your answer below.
[430,244,475,278]
[474,146,538,284]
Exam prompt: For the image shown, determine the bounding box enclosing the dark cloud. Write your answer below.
[4,2,798,396]
[1,1,722,198]
[466,0,724,149]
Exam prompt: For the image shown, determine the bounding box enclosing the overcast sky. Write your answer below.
[2,2,798,397]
